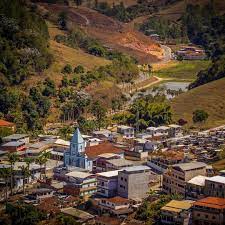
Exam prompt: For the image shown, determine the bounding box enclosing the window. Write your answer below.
[125,178,127,182]
[121,177,123,181]
[205,215,208,219]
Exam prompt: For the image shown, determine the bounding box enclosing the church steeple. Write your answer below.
[70,127,85,156]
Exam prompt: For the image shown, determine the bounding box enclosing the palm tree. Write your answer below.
[0,167,10,202]
[19,165,30,194]
[41,151,51,179]
[24,157,34,183]
[35,155,45,180]
[7,152,19,195]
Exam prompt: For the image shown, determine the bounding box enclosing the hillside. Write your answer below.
[155,0,225,21]
[171,77,225,129]
[38,3,163,63]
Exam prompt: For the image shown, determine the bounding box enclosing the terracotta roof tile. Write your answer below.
[106,196,130,204]
[0,119,14,127]
[85,142,123,159]
[193,197,225,209]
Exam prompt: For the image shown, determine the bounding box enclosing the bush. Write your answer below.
[192,109,209,123]
[62,64,73,74]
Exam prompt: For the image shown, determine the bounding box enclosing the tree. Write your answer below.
[74,0,82,8]
[7,153,19,195]
[19,165,30,194]
[192,109,209,123]
[74,65,85,74]
[62,64,73,74]
[0,167,10,202]
[58,11,67,30]
[91,101,107,130]
[35,155,45,180]
[41,151,51,178]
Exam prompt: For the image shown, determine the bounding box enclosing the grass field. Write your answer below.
[171,77,225,129]
[152,60,210,81]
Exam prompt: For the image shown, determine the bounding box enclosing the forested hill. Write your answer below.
[185,3,225,89]
[0,0,52,87]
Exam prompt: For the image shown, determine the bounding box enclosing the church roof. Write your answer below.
[71,128,84,144]
[85,142,123,159]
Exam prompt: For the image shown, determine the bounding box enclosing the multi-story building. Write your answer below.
[97,170,120,198]
[1,141,26,153]
[97,196,132,216]
[2,134,30,144]
[161,200,194,225]
[64,171,97,198]
[163,162,207,196]
[117,166,153,200]
[204,176,225,198]
[117,125,135,138]
[186,175,207,200]
[192,197,225,225]
[105,158,134,171]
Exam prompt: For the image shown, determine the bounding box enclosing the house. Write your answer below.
[117,166,154,200]
[1,141,26,153]
[64,128,124,171]
[97,196,132,216]
[192,197,225,225]
[117,125,135,138]
[63,171,97,198]
[2,134,29,144]
[106,158,134,171]
[26,140,54,156]
[97,170,120,198]
[186,175,207,200]
[124,149,148,161]
[61,207,95,223]
[147,150,186,174]
[0,119,15,131]
[163,162,207,196]
[93,153,121,173]
[92,129,112,140]
[168,124,183,137]
[26,188,54,201]
[161,200,194,225]
[146,126,170,137]
[204,176,225,198]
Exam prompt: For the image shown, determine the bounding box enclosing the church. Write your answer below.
[64,128,124,171]
[64,128,93,171]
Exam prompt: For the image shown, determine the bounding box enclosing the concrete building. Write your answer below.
[204,176,225,198]
[105,158,134,171]
[161,200,194,225]
[192,197,225,225]
[97,170,120,198]
[186,175,207,200]
[0,119,15,132]
[117,166,153,200]
[163,162,207,196]
[2,134,29,144]
[64,171,97,198]
[1,141,26,153]
[117,125,135,138]
[97,196,132,216]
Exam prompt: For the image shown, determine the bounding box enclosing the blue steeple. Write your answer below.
[71,127,84,144]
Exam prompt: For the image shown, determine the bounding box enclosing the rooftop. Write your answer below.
[97,170,120,178]
[121,165,151,173]
[61,207,94,221]
[206,176,225,184]
[3,134,29,140]
[85,142,123,159]
[193,197,225,209]
[65,171,94,179]
[161,200,194,213]
[173,162,207,171]
[187,175,207,186]
[0,119,14,127]
[98,153,119,159]
[2,141,25,147]
[117,125,133,129]
[106,158,134,167]
[106,196,130,204]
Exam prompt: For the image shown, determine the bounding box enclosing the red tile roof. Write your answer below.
[106,196,130,204]
[193,197,225,209]
[85,142,123,159]
[0,119,14,127]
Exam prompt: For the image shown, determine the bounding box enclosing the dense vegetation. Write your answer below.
[95,0,182,22]
[113,88,172,130]
[140,17,188,42]
[0,0,52,87]
[184,3,225,88]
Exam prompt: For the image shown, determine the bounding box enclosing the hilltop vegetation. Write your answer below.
[0,0,52,87]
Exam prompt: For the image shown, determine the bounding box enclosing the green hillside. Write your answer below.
[171,77,225,129]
